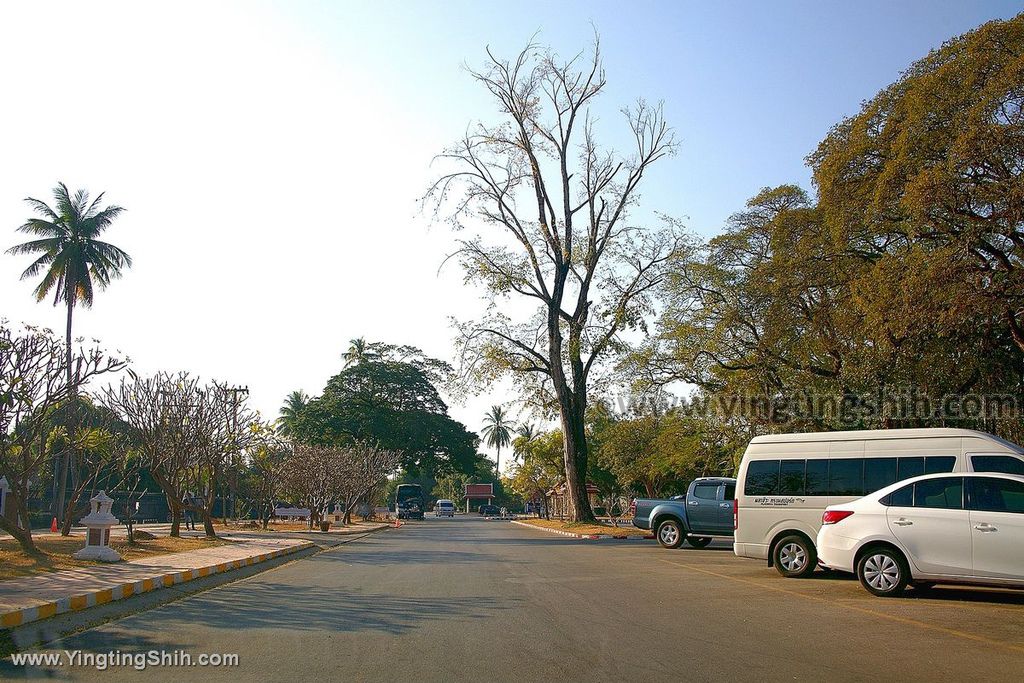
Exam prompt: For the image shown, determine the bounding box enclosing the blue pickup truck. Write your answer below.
[632,477,737,549]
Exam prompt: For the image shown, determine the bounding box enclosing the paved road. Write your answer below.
[6,516,1024,681]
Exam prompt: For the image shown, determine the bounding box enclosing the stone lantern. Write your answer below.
[74,491,122,562]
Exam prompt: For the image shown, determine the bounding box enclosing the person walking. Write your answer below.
[183,493,196,531]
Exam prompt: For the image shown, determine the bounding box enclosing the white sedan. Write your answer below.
[817,472,1024,597]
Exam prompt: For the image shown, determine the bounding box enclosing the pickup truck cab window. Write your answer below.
[693,484,719,500]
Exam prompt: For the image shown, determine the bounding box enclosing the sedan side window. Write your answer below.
[882,484,913,507]
[967,477,1024,514]
[913,477,964,509]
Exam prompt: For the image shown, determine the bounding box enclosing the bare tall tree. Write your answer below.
[428,40,682,521]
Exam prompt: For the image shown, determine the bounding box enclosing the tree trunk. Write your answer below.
[60,485,85,536]
[57,299,75,526]
[557,391,596,523]
[200,509,217,538]
[169,502,181,537]
[0,512,41,556]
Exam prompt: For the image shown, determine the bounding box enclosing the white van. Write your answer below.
[434,499,455,517]
[733,428,1024,577]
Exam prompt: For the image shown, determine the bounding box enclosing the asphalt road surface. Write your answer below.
[7,516,1024,681]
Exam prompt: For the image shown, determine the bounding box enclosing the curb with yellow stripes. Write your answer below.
[0,542,314,630]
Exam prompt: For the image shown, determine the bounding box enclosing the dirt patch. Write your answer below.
[517,518,648,537]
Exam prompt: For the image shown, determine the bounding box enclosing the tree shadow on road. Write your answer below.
[145,582,511,636]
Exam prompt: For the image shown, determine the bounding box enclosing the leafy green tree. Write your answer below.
[292,353,478,475]
[810,14,1024,354]
[433,472,471,504]
[277,390,308,436]
[590,402,740,497]
[480,405,513,473]
[643,13,1024,442]
[507,430,564,518]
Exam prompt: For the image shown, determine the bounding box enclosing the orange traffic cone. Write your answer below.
[50,517,58,533]
[393,517,402,528]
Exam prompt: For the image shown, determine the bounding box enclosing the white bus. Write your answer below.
[733,428,1024,577]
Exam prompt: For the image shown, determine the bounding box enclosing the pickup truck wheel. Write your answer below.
[656,519,685,549]
[687,536,713,549]
[772,534,817,578]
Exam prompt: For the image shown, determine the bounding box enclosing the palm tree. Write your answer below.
[481,405,513,473]
[7,183,130,524]
[6,183,130,389]
[342,337,379,367]
[277,390,308,436]
[513,422,539,462]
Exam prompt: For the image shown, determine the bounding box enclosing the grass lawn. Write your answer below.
[0,534,228,582]
[518,518,650,537]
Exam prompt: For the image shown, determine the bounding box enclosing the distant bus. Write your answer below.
[395,484,425,520]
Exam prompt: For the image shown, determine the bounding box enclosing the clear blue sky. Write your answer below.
[1,2,1021,461]
[289,0,1023,237]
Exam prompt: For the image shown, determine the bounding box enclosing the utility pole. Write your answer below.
[223,385,249,523]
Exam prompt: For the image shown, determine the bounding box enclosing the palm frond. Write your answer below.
[15,218,64,237]
[19,251,56,279]
[5,237,60,256]
[23,197,60,222]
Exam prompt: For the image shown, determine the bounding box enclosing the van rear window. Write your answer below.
[744,460,780,496]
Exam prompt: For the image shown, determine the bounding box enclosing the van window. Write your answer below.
[779,460,805,495]
[744,460,780,495]
[724,483,735,499]
[693,483,720,500]
[829,459,864,497]
[924,456,956,474]
[805,459,829,495]
[864,458,897,493]
[914,477,964,509]
[967,477,1024,514]
[897,457,924,480]
[971,455,1024,476]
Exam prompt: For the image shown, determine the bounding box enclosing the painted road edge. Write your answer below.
[0,541,315,629]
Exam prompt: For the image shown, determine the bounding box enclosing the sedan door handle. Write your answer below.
[687,501,699,506]
[974,524,998,532]
[892,519,913,526]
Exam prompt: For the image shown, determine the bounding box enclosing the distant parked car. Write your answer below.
[478,504,500,516]
[817,472,1024,597]
[434,499,455,517]
[632,477,736,549]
